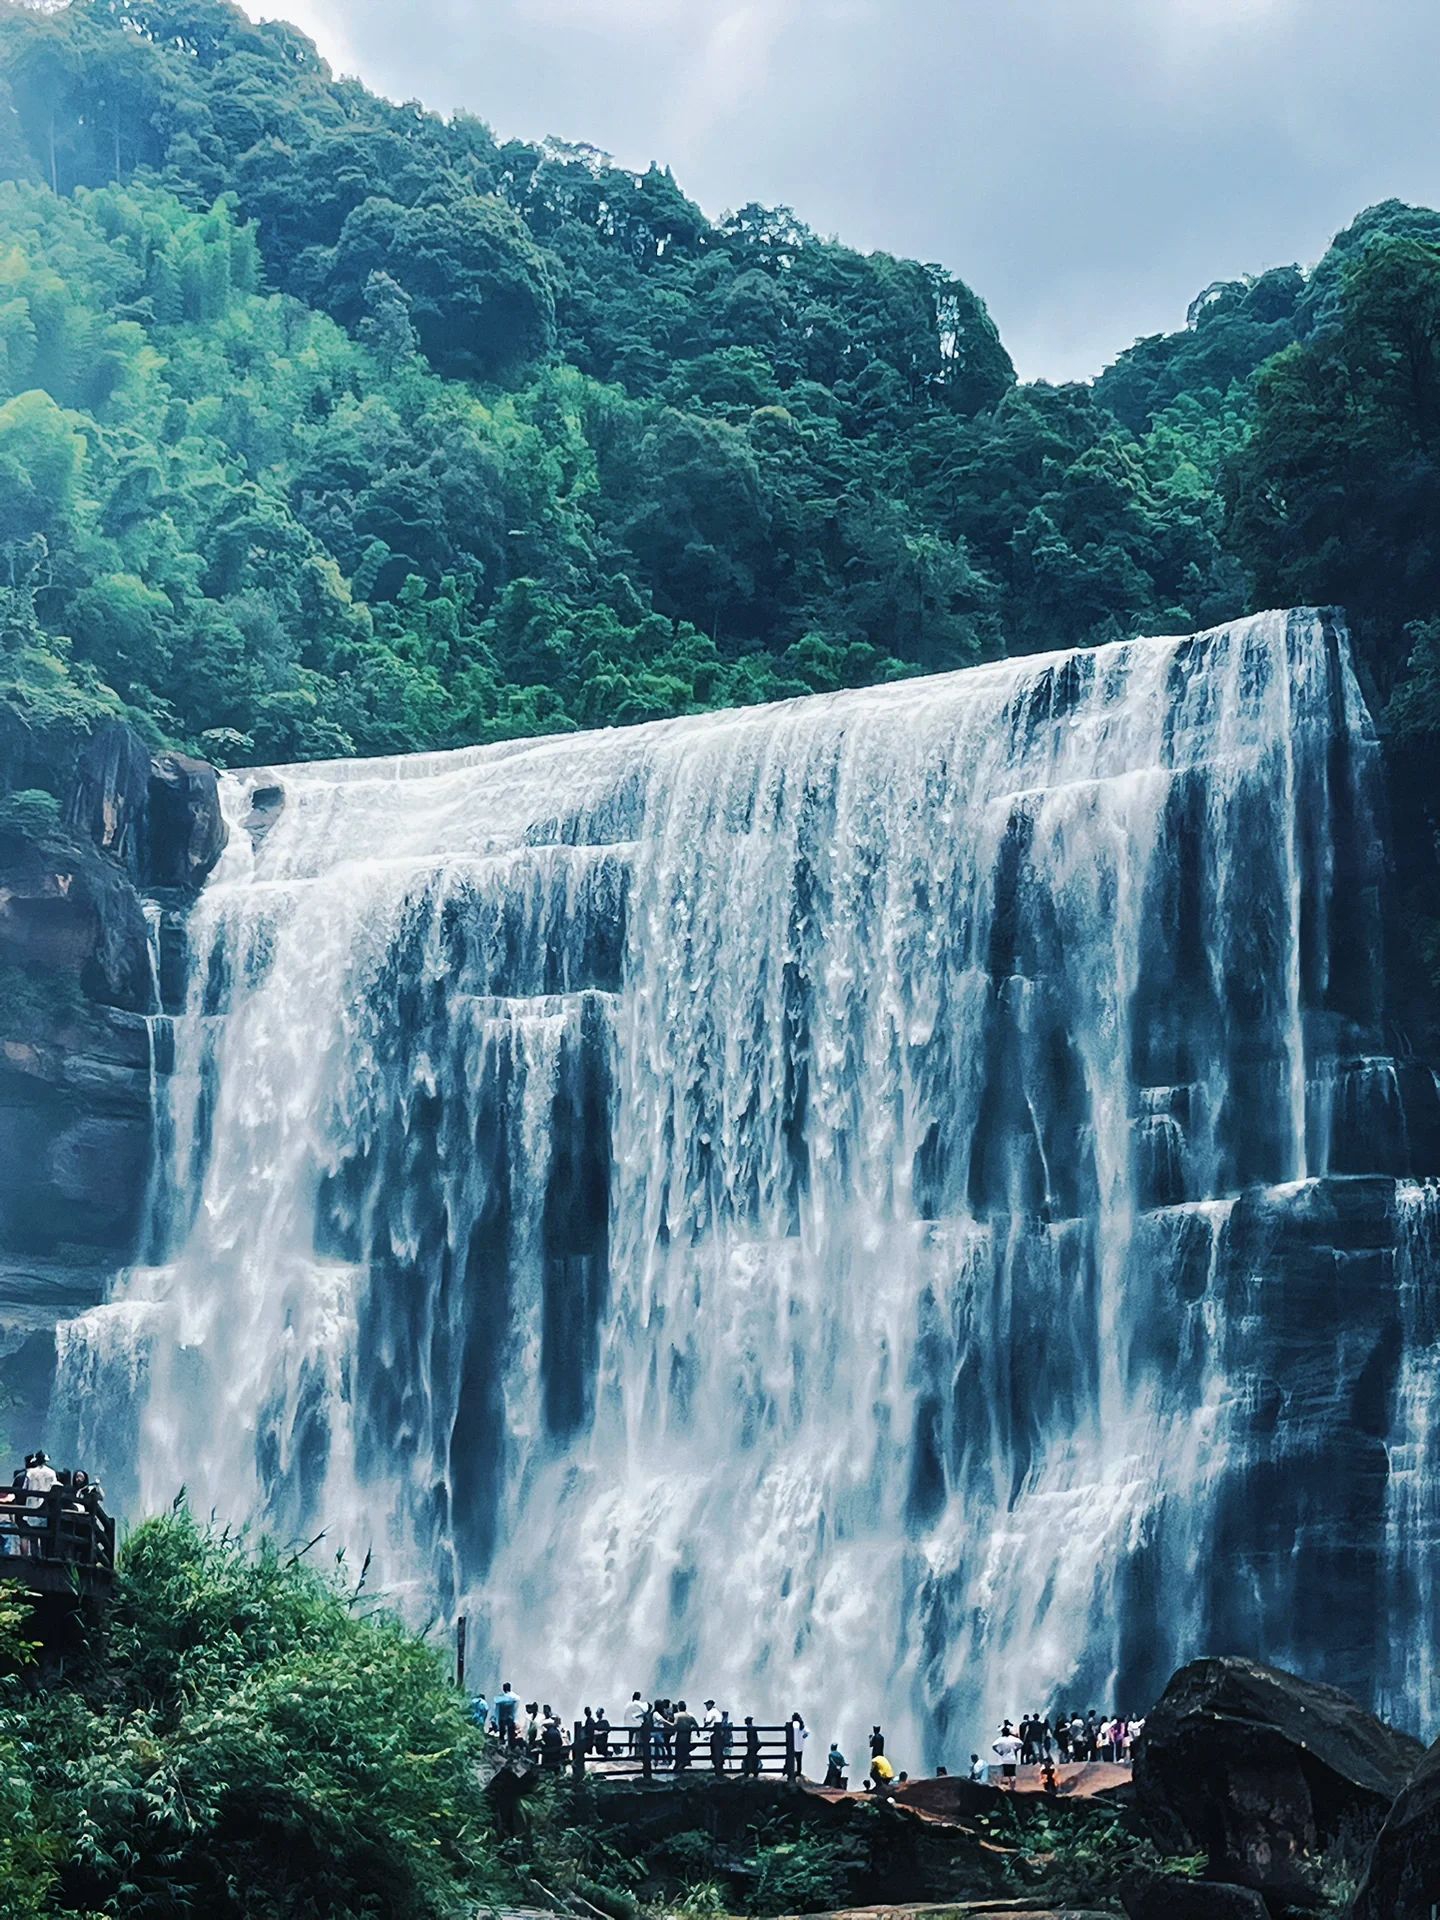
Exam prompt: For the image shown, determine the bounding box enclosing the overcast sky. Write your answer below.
[248,0,1440,383]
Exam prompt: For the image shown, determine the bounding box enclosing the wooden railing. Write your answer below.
[501,1721,809,1783]
[0,1497,116,1578]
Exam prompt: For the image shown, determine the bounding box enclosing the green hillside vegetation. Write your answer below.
[0,0,1432,782]
[0,1510,508,1917]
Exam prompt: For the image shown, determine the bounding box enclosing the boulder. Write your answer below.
[1121,1872,1269,1919]
[147,751,226,889]
[0,831,152,1014]
[1351,1733,1440,1919]
[64,722,151,876]
[243,781,285,850]
[1133,1657,1421,1904]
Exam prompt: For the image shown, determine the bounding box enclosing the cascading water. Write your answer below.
[55,607,1439,1760]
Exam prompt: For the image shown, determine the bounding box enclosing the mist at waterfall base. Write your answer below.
[52,609,1440,1765]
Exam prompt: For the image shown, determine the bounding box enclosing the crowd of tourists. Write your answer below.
[467,1684,1141,1796]
[981,1709,1143,1787]
[0,1451,109,1556]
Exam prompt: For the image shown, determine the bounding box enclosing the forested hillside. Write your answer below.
[0,0,1435,801]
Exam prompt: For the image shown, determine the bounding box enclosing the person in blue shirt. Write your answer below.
[470,1691,490,1731]
[492,1681,521,1745]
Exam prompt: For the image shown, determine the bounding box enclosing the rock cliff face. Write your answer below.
[0,719,224,1438]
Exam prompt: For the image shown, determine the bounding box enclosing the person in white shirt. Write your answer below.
[623,1691,648,1758]
[23,1453,56,1495]
[21,1452,57,1559]
[992,1732,1022,1785]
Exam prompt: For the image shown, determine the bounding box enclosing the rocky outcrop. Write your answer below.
[1351,1734,1440,1920]
[0,824,153,1014]
[1133,1658,1421,1905]
[148,750,226,889]
[54,723,228,894]
[64,722,152,878]
[0,714,225,1434]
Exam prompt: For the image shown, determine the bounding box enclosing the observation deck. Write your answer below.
[0,1500,116,1597]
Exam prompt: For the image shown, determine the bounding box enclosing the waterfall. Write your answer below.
[58,607,1426,1762]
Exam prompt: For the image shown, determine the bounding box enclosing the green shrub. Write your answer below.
[11,1507,512,1919]
[987,1797,1199,1907]
[745,1824,869,1916]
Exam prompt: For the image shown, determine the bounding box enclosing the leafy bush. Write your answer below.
[986,1797,1199,1907]
[8,1507,511,1919]
[744,1821,871,1916]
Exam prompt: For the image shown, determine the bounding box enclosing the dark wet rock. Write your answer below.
[1351,1733,1440,1920]
[243,781,284,850]
[147,751,226,889]
[1121,1871,1269,1919]
[64,722,151,877]
[0,830,152,1014]
[1133,1657,1421,1903]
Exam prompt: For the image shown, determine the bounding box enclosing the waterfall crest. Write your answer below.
[57,608,1438,1757]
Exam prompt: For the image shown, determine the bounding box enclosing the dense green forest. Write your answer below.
[0,0,1435,786]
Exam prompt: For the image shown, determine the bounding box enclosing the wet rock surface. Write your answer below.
[0,717,223,1431]
[64,722,153,878]
[1133,1657,1421,1903]
[147,750,226,889]
[1351,1732,1440,1920]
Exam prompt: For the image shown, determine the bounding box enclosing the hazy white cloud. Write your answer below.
[244,0,1440,381]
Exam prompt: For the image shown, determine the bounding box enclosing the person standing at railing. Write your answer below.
[491,1681,520,1746]
[22,1453,56,1558]
[672,1701,698,1771]
[624,1692,647,1757]
[0,1479,17,1557]
[594,1708,612,1758]
[741,1717,761,1777]
[540,1717,565,1771]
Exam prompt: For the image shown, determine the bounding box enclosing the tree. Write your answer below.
[329,194,556,380]
[1226,234,1440,692]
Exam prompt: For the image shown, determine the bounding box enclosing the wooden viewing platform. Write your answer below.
[0,1500,116,1597]
[550,1721,807,1782]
